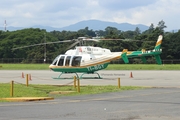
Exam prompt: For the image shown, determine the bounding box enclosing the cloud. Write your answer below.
[0,0,180,30]
[124,0,180,30]
[98,0,157,10]
[99,0,180,30]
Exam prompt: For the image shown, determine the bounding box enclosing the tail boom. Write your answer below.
[120,35,163,64]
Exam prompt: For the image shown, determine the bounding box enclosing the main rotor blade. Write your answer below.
[77,38,143,42]
[66,41,80,50]
[12,40,72,50]
[45,40,72,44]
[82,38,100,42]
[95,38,154,42]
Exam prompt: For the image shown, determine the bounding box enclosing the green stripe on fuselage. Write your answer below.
[51,63,109,73]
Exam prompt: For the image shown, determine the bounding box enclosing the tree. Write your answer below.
[135,27,141,35]
[78,27,96,37]
[157,20,167,31]
[149,23,154,33]
[105,26,120,38]
[1,24,180,63]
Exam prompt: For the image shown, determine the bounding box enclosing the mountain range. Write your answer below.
[1,20,149,32]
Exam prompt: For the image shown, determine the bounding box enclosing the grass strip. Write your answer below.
[0,83,144,102]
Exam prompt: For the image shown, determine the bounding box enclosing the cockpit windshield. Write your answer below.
[51,55,60,65]
[58,56,65,66]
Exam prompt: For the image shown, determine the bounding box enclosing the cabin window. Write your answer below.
[72,56,82,67]
[58,56,65,66]
[52,55,60,65]
[65,56,71,66]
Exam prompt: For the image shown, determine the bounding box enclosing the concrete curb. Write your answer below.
[0,97,54,102]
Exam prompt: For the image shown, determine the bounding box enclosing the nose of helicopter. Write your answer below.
[49,64,54,70]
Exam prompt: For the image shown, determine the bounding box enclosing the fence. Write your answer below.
[0,74,122,100]
[110,59,180,64]
[0,80,75,98]
[0,74,81,99]
[0,58,53,64]
[0,58,180,64]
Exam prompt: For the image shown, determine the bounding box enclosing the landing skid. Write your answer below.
[80,72,102,79]
[52,72,102,79]
[52,72,79,79]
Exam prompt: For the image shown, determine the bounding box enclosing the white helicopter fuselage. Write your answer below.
[49,46,122,73]
[68,46,121,65]
[49,35,163,74]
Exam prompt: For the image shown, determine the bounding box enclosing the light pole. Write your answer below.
[44,33,46,63]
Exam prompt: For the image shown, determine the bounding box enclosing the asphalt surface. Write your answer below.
[0,70,180,120]
[0,88,180,120]
[0,70,180,87]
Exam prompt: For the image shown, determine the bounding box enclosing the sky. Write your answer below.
[0,0,180,31]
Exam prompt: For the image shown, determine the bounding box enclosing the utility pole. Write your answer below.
[44,33,46,63]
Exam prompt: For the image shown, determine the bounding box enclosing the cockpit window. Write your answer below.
[72,56,82,66]
[58,56,65,66]
[52,55,60,65]
[65,56,71,66]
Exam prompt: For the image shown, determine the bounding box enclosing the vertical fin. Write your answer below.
[154,35,163,49]
[154,35,163,64]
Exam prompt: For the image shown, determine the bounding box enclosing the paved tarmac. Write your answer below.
[0,70,180,87]
[0,88,180,120]
[1,70,180,119]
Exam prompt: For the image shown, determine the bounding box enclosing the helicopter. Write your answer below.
[48,35,163,79]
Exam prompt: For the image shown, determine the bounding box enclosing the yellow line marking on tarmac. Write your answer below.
[0,97,54,102]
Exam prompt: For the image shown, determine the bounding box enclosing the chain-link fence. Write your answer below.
[0,58,53,64]
[110,59,180,64]
[0,58,180,64]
